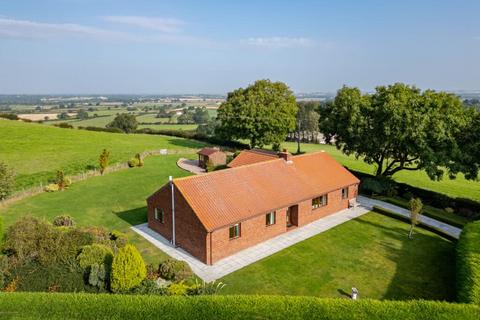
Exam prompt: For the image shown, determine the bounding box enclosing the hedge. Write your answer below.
[351,169,480,219]
[371,206,457,242]
[135,128,249,149]
[457,221,480,304]
[0,293,479,320]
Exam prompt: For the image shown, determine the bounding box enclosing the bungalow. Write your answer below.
[147,150,359,265]
[197,147,226,169]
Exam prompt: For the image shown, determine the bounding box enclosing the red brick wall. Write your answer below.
[147,183,209,263]
[209,183,359,264]
[208,152,227,167]
[148,183,358,265]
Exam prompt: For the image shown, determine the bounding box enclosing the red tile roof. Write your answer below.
[197,147,222,156]
[173,151,359,231]
[227,149,279,168]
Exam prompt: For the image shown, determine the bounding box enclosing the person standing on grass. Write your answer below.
[409,198,423,239]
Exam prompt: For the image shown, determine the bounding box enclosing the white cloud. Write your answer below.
[0,18,130,40]
[103,16,184,33]
[242,37,314,48]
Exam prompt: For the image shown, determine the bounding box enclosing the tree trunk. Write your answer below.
[296,129,301,154]
[408,224,414,239]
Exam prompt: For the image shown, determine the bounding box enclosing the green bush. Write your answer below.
[0,255,8,289]
[0,293,480,319]
[0,215,3,244]
[166,282,189,296]
[77,244,113,270]
[110,244,146,292]
[159,259,193,282]
[88,263,108,290]
[0,161,15,200]
[110,230,128,249]
[360,177,396,196]
[128,157,139,168]
[129,279,167,295]
[457,221,480,304]
[53,215,76,227]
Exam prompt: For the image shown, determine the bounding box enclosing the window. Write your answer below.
[312,195,328,209]
[229,223,241,239]
[342,187,349,199]
[154,208,165,223]
[266,211,276,226]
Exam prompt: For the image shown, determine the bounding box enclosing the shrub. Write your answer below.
[3,216,92,268]
[360,177,396,196]
[158,259,193,282]
[128,157,139,168]
[110,230,128,249]
[44,183,59,192]
[0,161,15,200]
[55,170,69,190]
[130,279,167,295]
[187,280,226,295]
[0,215,3,244]
[135,153,144,167]
[457,221,480,304]
[99,149,110,175]
[53,122,74,129]
[0,254,8,289]
[77,244,113,270]
[166,282,189,296]
[53,215,76,227]
[88,263,108,290]
[0,113,18,120]
[110,244,146,292]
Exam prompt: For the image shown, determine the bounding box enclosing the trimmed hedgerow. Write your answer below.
[0,293,479,320]
[457,221,480,304]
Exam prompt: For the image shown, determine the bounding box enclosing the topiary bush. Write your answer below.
[457,221,480,304]
[110,244,146,292]
[53,215,76,227]
[158,259,193,282]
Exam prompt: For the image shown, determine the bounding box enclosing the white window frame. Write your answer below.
[342,187,349,199]
[266,211,276,226]
[312,194,328,209]
[154,208,164,223]
[229,223,241,239]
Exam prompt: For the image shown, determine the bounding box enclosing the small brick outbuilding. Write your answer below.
[197,147,226,169]
[147,150,359,265]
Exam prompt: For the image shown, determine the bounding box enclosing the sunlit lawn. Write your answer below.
[221,212,455,301]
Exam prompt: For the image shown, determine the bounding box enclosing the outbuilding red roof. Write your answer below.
[174,151,359,231]
[227,149,279,168]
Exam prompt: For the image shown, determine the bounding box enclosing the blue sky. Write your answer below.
[0,0,479,94]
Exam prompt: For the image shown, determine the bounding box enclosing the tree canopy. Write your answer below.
[216,79,297,148]
[295,101,320,153]
[320,83,470,180]
[106,114,138,133]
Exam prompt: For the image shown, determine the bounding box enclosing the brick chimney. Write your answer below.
[278,148,292,162]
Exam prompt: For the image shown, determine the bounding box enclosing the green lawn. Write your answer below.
[0,120,204,189]
[282,142,480,201]
[221,212,455,301]
[0,154,192,265]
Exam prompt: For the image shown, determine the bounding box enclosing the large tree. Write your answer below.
[106,114,138,133]
[295,101,320,153]
[320,83,469,180]
[455,109,480,180]
[216,79,297,148]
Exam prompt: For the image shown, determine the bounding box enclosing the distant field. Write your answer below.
[0,120,204,189]
[282,141,480,201]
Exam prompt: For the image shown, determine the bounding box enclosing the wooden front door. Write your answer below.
[286,205,298,228]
